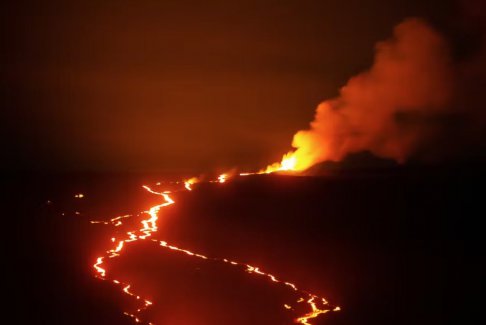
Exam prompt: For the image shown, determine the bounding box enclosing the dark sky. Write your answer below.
[1,0,459,173]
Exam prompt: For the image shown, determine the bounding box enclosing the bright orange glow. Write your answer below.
[218,173,227,183]
[240,150,315,176]
[90,214,131,226]
[94,257,105,278]
[259,151,298,174]
[259,146,321,175]
[183,177,199,191]
[295,296,332,325]
[88,175,339,324]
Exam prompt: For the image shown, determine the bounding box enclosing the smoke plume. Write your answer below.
[286,17,485,171]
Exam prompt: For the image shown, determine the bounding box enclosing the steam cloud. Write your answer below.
[289,17,486,170]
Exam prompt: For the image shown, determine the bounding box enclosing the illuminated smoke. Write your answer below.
[261,17,486,173]
[274,18,455,171]
[262,13,486,175]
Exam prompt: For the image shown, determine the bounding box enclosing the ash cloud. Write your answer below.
[290,17,486,168]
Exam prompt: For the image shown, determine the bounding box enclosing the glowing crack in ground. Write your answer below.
[89,174,340,324]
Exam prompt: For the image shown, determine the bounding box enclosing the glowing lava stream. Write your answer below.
[91,175,340,324]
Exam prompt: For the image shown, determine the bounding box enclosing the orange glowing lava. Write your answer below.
[88,174,339,324]
[218,173,227,183]
[239,150,314,176]
[184,177,199,191]
[259,151,298,174]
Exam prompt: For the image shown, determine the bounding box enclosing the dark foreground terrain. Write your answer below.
[5,164,484,324]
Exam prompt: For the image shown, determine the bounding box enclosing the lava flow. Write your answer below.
[239,151,304,176]
[89,173,340,324]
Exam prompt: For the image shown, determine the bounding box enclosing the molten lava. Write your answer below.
[89,174,339,324]
[218,173,227,183]
[184,177,199,191]
[259,151,299,174]
[239,151,306,176]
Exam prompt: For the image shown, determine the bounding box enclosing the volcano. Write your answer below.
[7,162,483,324]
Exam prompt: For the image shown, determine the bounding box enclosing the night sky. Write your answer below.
[2,0,479,173]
